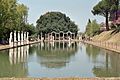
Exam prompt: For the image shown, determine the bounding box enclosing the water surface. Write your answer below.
[0,42,120,77]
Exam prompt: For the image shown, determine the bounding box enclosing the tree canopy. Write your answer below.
[92,0,111,31]
[92,0,120,31]
[85,19,100,37]
[0,0,35,42]
[36,12,78,35]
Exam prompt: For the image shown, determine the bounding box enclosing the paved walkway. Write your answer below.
[0,41,42,51]
[0,78,120,80]
[0,44,10,50]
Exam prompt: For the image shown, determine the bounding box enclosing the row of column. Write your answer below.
[38,33,44,41]
[38,32,76,41]
[39,41,76,51]
[9,31,29,47]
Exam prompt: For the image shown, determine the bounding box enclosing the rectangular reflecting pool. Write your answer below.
[0,42,120,77]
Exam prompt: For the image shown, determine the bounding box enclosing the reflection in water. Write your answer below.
[86,44,120,77]
[0,42,120,77]
[32,41,78,68]
[9,45,29,65]
[0,45,29,77]
[93,51,120,77]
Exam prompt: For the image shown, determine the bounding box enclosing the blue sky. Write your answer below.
[18,0,104,32]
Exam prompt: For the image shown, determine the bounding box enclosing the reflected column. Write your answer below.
[59,33,60,41]
[21,46,24,62]
[9,48,14,65]
[13,48,17,64]
[41,41,44,50]
[26,45,29,60]
[17,47,21,63]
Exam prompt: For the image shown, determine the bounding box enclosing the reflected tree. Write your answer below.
[86,44,100,62]
[93,50,120,77]
[29,42,78,68]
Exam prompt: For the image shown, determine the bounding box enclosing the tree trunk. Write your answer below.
[115,0,119,20]
[105,11,109,31]
[116,10,118,20]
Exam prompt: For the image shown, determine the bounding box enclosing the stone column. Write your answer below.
[21,31,24,45]
[45,34,46,41]
[63,33,64,41]
[68,41,71,47]
[68,36,71,42]
[67,33,69,41]
[18,31,20,46]
[54,33,56,41]
[48,33,49,41]
[9,32,13,47]
[74,33,75,40]
[53,36,54,42]
[41,32,43,41]
[59,33,60,41]
[24,32,26,44]
[14,31,17,47]
[26,32,29,44]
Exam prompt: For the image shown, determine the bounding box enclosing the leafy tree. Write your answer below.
[16,4,28,31]
[110,0,120,20]
[0,0,29,43]
[92,0,111,31]
[36,12,78,35]
[85,19,100,37]
[25,24,36,36]
[0,0,17,40]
